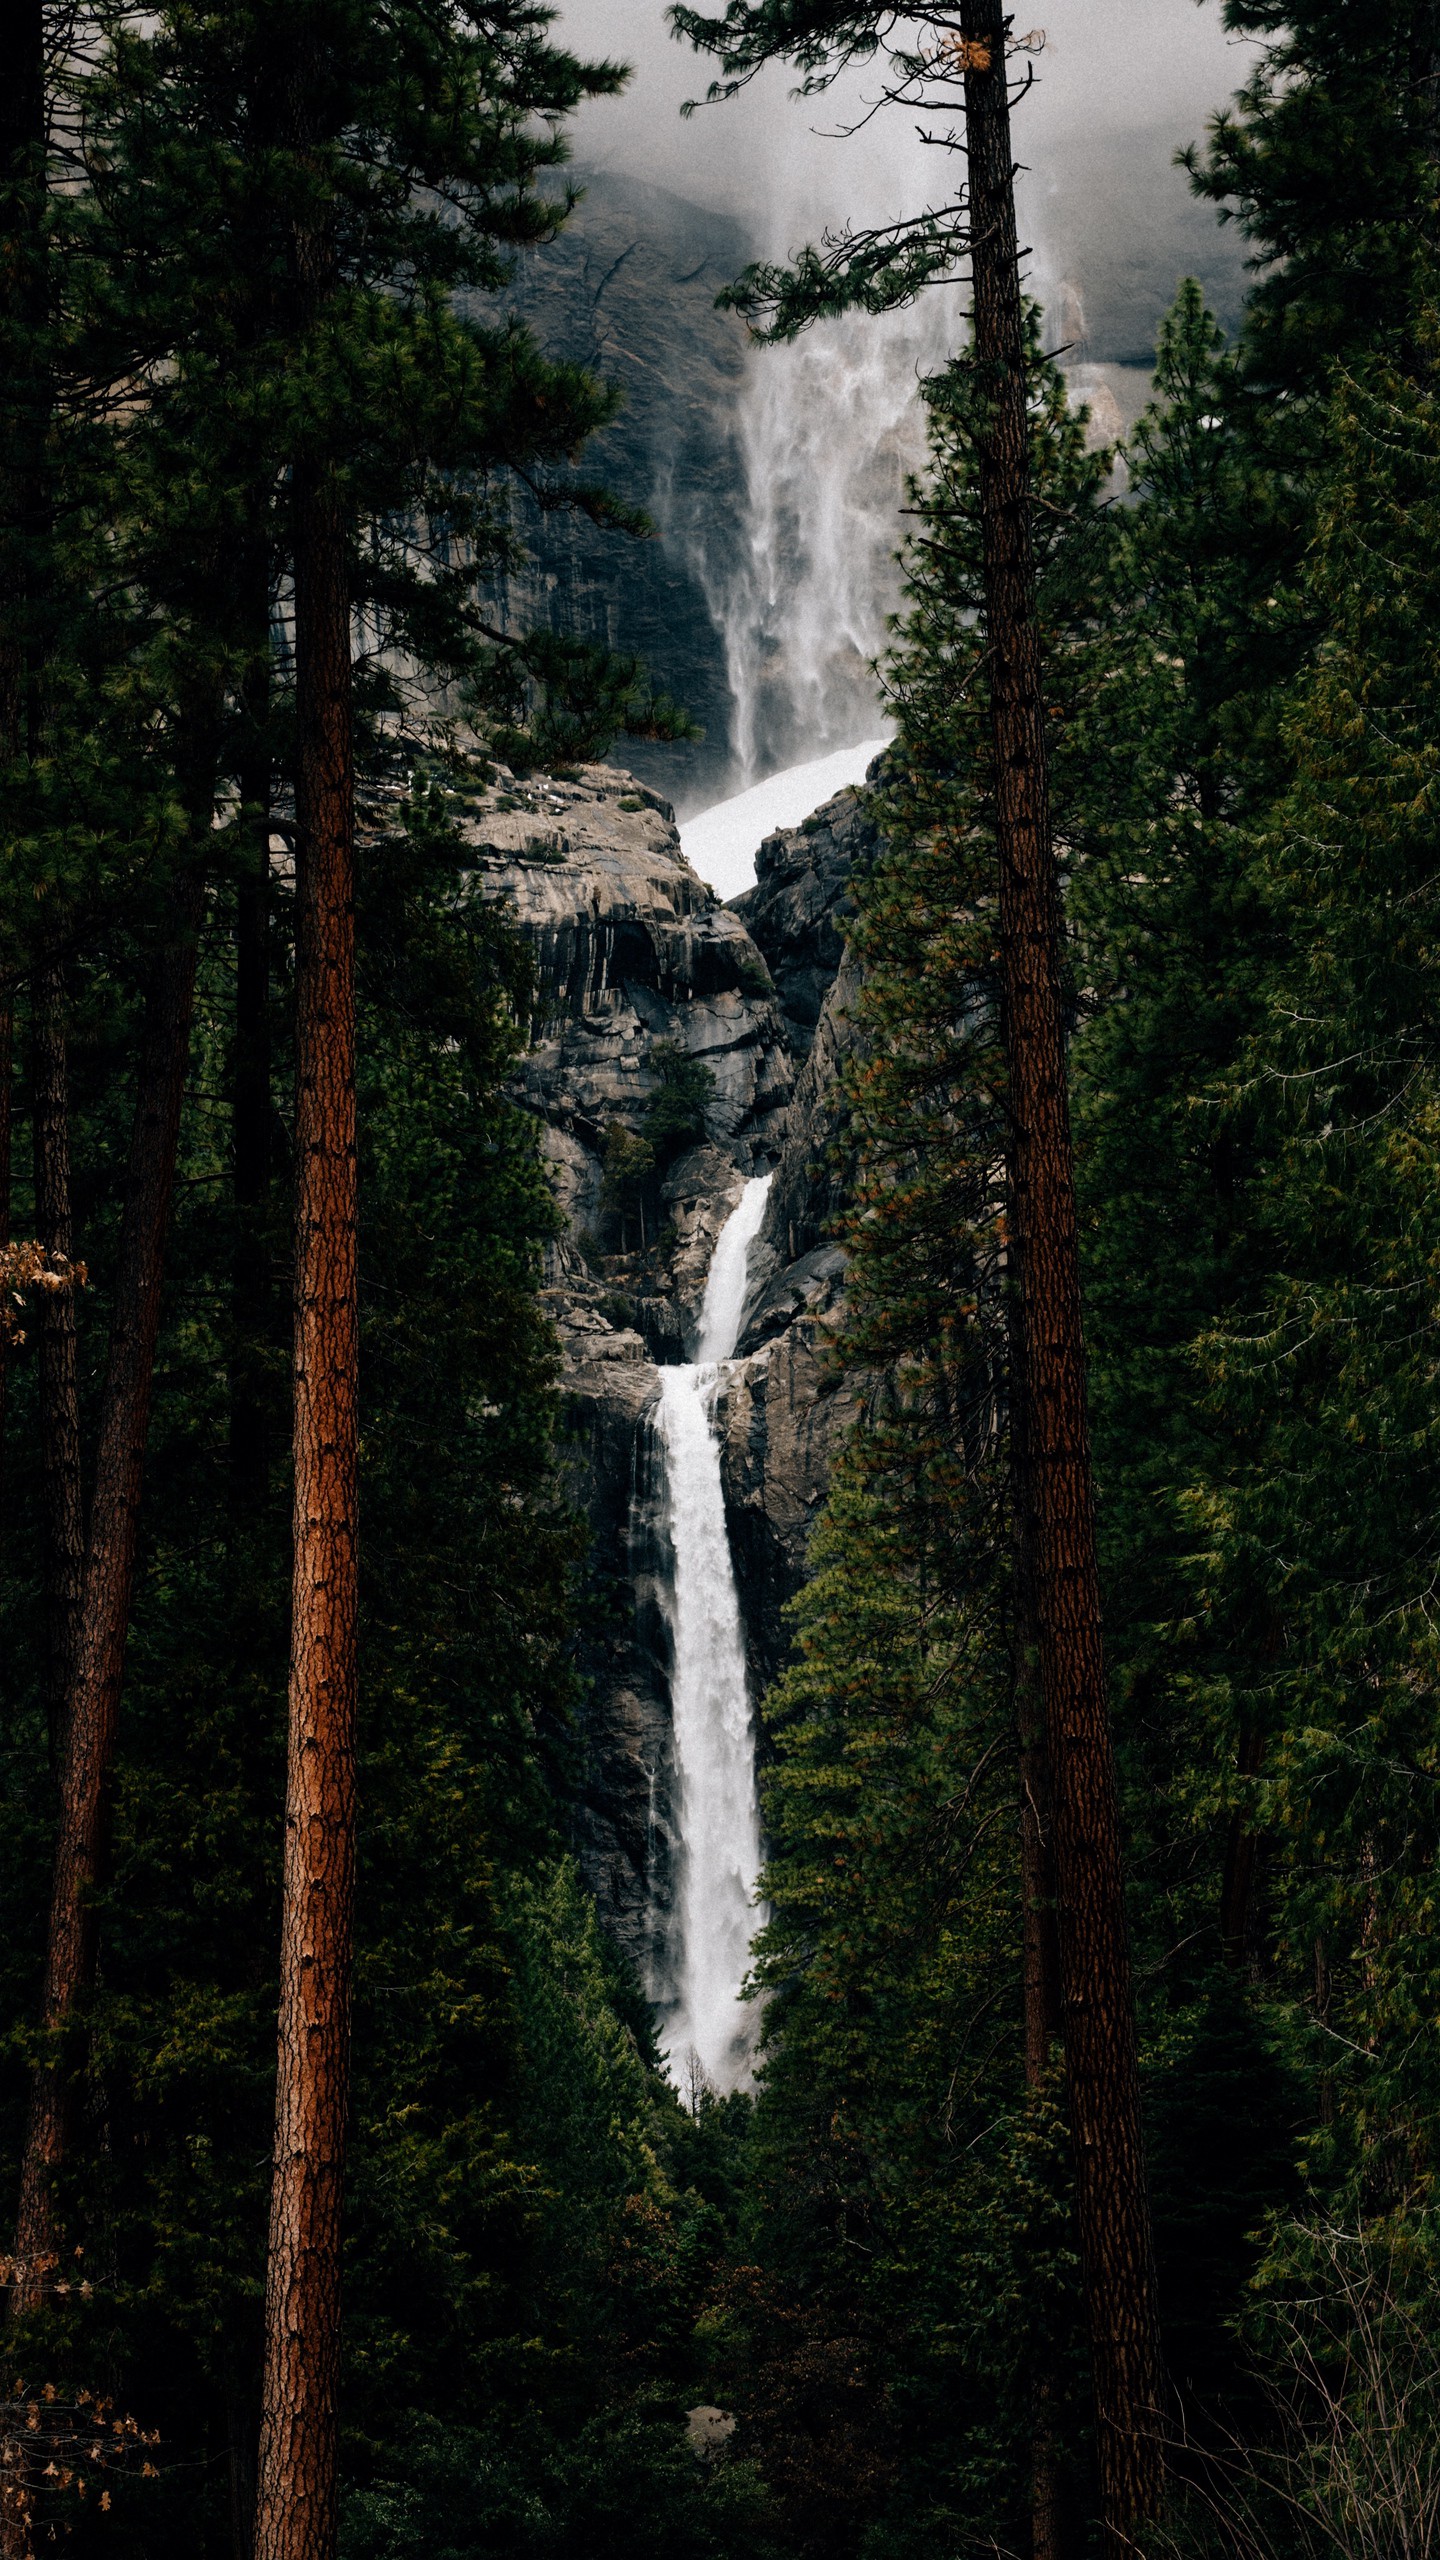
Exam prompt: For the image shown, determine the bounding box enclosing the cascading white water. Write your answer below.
[655,1173,773,2096]
[698,297,959,789]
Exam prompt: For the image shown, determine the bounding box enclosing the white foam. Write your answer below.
[679,738,890,901]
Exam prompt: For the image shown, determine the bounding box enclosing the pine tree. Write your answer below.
[1189,0,1440,398]
[0,0,661,2522]
[1187,314,1440,2187]
[669,0,1162,2529]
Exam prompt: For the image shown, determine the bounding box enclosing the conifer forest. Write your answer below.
[6,0,1440,2552]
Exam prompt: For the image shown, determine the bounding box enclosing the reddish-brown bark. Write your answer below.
[961,4,1164,2538]
[11,877,206,2319]
[253,464,357,2560]
[30,962,85,1753]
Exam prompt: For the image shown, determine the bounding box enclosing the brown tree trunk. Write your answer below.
[30,962,85,1755]
[961,5,1164,2538]
[253,464,357,2560]
[11,872,207,2320]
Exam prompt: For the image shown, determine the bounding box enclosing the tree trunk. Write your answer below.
[961,5,1164,2537]
[30,962,85,1756]
[253,464,357,2560]
[11,874,207,2320]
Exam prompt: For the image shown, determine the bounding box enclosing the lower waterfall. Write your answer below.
[655,1173,773,2097]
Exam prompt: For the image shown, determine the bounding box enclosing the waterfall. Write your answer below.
[655,1173,773,2096]
[697,297,958,790]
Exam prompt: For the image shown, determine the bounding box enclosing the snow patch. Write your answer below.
[679,739,890,901]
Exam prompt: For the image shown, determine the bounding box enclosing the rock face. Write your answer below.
[715,937,867,1691]
[477,759,870,1972]
[730,778,876,1058]
[490,171,758,814]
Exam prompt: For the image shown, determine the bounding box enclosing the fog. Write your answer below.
[563,0,1264,302]
[538,0,1267,818]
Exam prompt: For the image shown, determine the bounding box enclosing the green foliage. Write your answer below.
[0,788,589,2546]
[475,633,700,776]
[643,1043,715,1166]
[733,269,1361,2546]
[745,1459,1089,2553]
[602,1121,657,1203]
[341,2402,778,2560]
[13,2,1440,2553]
[1188,0,1440,397]
[1174,324,1440,2185]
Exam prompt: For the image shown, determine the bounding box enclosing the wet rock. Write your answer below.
[476,761,790,1974]
[730,773,882,1056]
[489,753,877,1966]
[473,765,792,1175]
[490,170,757,812]
[714,938,869,1689]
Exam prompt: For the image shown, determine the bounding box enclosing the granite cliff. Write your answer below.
[461,759,874,1973]
[488,172,757,814]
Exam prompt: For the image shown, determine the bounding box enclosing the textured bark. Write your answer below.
[12,879,206,2320]
[253,466,357,2560]
[961,5,1164,2537]
[30,963,85,1752]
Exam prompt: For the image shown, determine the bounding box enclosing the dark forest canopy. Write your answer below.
[4,0,1440,2556]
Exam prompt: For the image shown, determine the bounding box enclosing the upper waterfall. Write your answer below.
[696,298,957,791]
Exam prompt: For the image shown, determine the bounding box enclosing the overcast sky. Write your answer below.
[562,0,1265,266]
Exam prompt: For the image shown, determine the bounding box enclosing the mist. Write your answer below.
[531,0,1268,816]
[562,0,1264,317]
